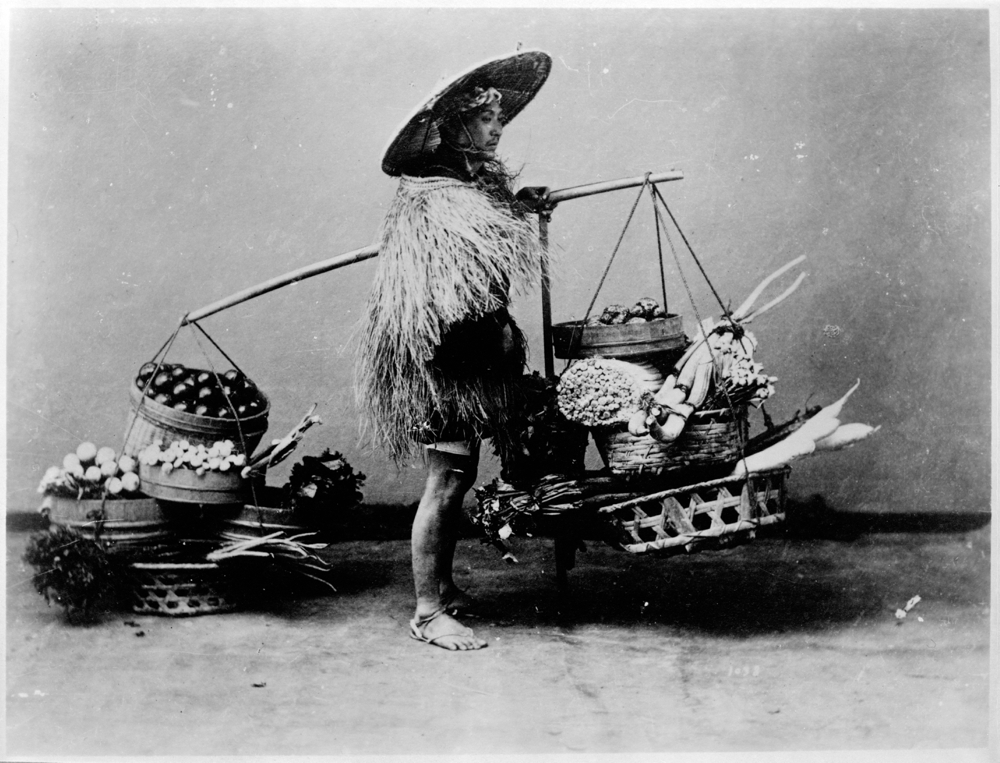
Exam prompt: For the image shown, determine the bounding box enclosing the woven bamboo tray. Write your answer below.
[129,561,240,616]
[123,383,270,459]
[594,407,749,478]
[598,467,789,555]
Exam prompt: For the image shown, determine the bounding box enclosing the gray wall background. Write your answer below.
[7,8,991,514]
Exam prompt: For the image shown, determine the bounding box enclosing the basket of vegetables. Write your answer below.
[123,361,270,460]
[37,441,173,548]
[556,325,769,478]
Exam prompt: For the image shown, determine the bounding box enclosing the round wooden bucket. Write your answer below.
[552,315,686,359]
[122,383,270,459]
[41,495,173,547]
[138,463,248,505]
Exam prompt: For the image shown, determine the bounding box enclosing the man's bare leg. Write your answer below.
[410,446,486,650]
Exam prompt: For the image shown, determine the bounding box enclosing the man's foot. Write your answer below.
[440,584,476,614]
[409,609,487,651]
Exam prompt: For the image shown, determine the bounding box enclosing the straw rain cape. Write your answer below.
[356,174,547,461]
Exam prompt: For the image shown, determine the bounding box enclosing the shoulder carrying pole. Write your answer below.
[182,170,684,377]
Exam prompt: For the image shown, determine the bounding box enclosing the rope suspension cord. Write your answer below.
[190,326,261,512]
[651,184,733,325]
[108,319,188,546]
[121,320,185,461]
[649,184,669,315]
[189,320,247,379]
[649,186,753,478]
[566,173,653,364]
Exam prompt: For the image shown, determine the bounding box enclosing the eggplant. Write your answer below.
[172,382,194,401]
[194,404,210,417]
[196,371,213,385]
[215,406,234,419]
[172,401,191,413]
[152,371,172,391]
[170,365,187,379]
[197,386,216,401]
[154,393,170,405]
[137,362,158,380]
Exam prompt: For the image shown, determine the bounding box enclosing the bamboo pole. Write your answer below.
[546,170,683,205]
[181,244,379,325]
[182,170,684,325]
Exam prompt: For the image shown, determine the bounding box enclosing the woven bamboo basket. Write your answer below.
[123,383,270,459]
[138,463,248,505]
[129,561,240,616]
[599,466,789,555]
[40,495,173,548]
[594,407,749,478]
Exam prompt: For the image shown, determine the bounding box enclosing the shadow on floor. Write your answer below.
[779,494,992,540]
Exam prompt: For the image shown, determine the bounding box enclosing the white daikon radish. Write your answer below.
[729,431,816,477]
[795,415,841,444]
[814,423,881,452]
[818,378,861,420]
[791,378,861,443]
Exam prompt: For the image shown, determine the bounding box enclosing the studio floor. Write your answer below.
[4,511,994,759]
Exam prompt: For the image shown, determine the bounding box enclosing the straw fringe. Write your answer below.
[355,175,545,461]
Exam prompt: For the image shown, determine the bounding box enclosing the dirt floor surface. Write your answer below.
[4,515,994,760]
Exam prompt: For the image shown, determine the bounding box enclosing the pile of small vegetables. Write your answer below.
[281,449,366,515]
[135,362,264,419]
[137,439,247,475]
[588,297,668,325]
[38,442,142,500]
[555,359,654,428]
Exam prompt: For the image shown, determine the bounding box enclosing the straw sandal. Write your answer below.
[409,609,487,651]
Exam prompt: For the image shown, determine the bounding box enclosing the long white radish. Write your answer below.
[814,423,881,451]
[729,431,816,477]
[817,378,861,420]
[739,272,807,324]
[732,255,807,320]
[789,378,861,443]
[628,409,649,437]
[794,415,841,444]
[685,360,714,408]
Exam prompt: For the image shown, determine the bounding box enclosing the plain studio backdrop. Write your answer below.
[6,8,991,517]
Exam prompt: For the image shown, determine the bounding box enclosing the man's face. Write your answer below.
[452,100,503,160]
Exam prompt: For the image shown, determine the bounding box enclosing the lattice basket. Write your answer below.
[593,406,749,478]
[598,466,789,555]
[129,561,240,616]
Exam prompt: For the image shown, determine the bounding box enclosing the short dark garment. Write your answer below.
[413,307,525,444]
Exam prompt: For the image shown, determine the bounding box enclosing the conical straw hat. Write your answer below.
[381,49,552,177]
